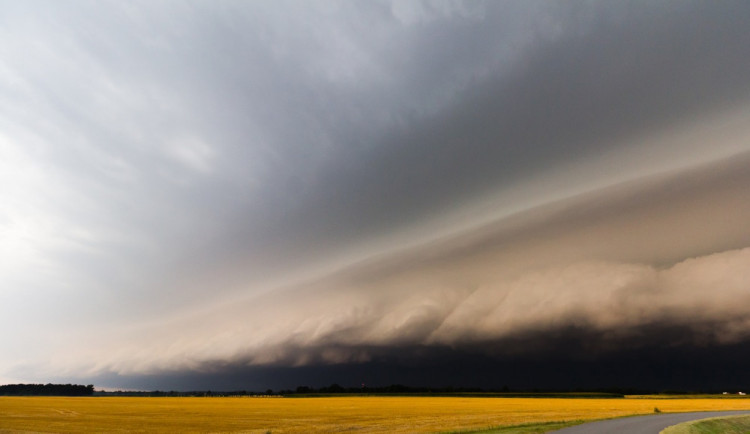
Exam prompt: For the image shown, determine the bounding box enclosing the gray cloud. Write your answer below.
[267,0,750,255]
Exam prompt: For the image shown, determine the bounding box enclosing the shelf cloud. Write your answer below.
[30,153,750,387]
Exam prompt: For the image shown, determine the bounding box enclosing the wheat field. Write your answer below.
[1,396,750,433]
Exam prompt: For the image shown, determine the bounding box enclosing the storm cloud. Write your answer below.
[2,1,750,389]
[23,152,750,389]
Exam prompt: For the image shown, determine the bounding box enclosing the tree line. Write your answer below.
[278,384,626,397]
[0,383,94,396]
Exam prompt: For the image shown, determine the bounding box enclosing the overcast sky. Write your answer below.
[2,0,750,390]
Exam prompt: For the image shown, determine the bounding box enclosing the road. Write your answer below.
[551,411,750,433]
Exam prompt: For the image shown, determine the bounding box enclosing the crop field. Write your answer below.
[1,396,750,433]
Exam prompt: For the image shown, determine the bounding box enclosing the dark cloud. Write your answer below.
[75,333,750,392]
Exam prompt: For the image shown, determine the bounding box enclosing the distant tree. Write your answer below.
[0,383,94,396]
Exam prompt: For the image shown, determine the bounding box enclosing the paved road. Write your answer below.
[551,411,750,433]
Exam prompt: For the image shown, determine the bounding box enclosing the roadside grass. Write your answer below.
[444,420,586,433]
[661,414,750,434]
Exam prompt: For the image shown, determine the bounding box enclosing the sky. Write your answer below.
[2,0,750,391]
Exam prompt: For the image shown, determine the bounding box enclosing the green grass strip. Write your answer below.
[661,414,750,434]
[443,419,586,434]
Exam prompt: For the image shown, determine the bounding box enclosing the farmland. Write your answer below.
[1,396,750,433]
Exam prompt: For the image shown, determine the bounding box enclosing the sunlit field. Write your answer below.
[1,396,750,433]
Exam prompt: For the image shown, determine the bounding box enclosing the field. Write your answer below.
[1,396,750,433]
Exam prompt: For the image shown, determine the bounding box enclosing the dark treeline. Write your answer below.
[279,384,628,397]
[92,385,722,397]
[19,383,721,397]
[279,385,732,396]
[92,385,628,398]
[0,383,94,396]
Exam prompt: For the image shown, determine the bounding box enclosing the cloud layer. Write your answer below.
[2,1,750,388]
[28,152,749,382]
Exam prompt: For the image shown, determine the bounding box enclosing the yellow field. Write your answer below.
[1,396,750,433]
